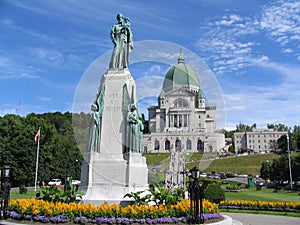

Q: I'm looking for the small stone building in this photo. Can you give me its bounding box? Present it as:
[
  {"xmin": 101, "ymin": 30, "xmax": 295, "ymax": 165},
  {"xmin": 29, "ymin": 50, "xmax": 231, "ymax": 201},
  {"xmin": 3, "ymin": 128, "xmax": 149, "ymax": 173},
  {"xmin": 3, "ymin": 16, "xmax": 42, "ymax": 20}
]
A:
[{"xmin": 233, "ymin": 129, "xmax": 286, "ymax": 153}]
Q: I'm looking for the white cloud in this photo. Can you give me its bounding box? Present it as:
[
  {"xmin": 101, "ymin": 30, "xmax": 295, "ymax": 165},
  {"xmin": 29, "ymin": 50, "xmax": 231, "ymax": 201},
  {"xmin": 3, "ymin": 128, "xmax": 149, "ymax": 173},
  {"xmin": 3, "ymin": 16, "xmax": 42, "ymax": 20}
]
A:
[
  {"xmin": 0, "ymin": 56, "xmax": 40, "ymax": 80},
  {"xmin": 260, "ymin": 0, "xmax": 300, "ymax": 55},
  {"xmin": 223, "ymin": 59, "xmax": 300, "ymax": 129},
  {"xmin": 136, "ymin": 76, "xmax": 164, "ymax": 100},
  {"xmin": 0, "ymin": 18, "xmax": 15, "ymax": 26},
  {"xmin": 29, "ymin": 48, "xmax": 64, "ymax": 65},
  {"xmin": 20, "ymin": 73, "xmax": 39, "ymax": 79},
  {"xmin": 197, "ymin": 0, "xmax": 300, "ymax": 75},
  {"xmin": 37, "ymin": 96, "xmax": 52, "ymax": 101}
]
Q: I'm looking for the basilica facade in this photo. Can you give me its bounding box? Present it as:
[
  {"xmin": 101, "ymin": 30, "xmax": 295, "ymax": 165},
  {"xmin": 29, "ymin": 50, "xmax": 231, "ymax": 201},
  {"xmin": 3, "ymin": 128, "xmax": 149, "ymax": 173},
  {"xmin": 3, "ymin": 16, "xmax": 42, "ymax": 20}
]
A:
[{"xmin": 142, "ymin": 52, "xmax": 225, "ymax": 153}]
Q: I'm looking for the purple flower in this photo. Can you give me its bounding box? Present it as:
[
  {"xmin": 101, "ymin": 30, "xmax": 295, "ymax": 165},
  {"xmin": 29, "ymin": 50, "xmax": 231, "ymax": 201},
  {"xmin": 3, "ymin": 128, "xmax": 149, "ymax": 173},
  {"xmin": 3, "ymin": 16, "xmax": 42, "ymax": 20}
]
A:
[
  {"xmin": 50, "ymin": 214, "xmax": 70, "ymax": 223},
  {"xmin": 33, "ymin": 215, "xmax": 51, "ymax": 223},
  {"xmin": 24, "ymin": 214, "xmax": 32, "ymax": 220},
  {"xmin": 9, "ymin": 211, "xmax": 23, "ymax": 220},
  {"xmin": 74, "ymin": 216, "xmax": 88, "ymax": 224}
]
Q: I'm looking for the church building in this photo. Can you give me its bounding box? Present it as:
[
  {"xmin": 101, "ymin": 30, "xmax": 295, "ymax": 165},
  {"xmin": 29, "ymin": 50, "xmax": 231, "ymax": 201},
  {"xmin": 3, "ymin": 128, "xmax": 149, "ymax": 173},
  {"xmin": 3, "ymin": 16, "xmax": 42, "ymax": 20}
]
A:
[{"xmin": 142, "ymin": 52, "xmax": 225, "ymax": 153}]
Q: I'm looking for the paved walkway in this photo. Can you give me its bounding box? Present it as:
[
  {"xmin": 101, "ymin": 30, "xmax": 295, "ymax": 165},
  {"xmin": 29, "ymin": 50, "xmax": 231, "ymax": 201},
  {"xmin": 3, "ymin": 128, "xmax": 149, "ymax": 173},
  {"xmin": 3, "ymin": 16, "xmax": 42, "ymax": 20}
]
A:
[{"xmin": 222, "ymin": 213, "xmax": 300, "ymax": 225}]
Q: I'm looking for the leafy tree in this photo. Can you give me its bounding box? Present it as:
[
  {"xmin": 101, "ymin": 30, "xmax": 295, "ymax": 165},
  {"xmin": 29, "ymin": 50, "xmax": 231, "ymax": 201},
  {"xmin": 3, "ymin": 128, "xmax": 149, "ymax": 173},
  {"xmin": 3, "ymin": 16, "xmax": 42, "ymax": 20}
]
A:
[
  {"xmin": 220, "ymin": 129, "xmax": 234, "ymax": 138},
  {"xmin": 260, "ymin": 161, "xmax": 271, "ymax": 180},
  {"xmin": 269, "ymin": 155, "xmax": 290, "ymax": 182},
  {"xmin": 228, "ymin": 145, "xmax": 235, "ymax": 154},
  {"xmin": 293, "ymin": 154, "xmax": 300, "ymax": 181},
  {"xmin": 293, "ymin": 125, "xmax": 300, "ymax": 149},
  {"xmin": 269, "ymin": 140, "xmax": 278, "ymax": 150},
  {"xmin": 235, "ymin": 123, "xmax": 256, "ymax": 132},
  {"xmin": 0, "ymin": 112, "xmax": 84, "ymax": 187},
  {"xmin": 260, "ymin": 154, "xmax": 300, "ymax": 183},
  {"xmin": 267, "ymin": 123, "xmax": 288, "ymax": 131},
  {"xmin": 277, "ymin": 133, "xmax": 295, "ymax": 153}
]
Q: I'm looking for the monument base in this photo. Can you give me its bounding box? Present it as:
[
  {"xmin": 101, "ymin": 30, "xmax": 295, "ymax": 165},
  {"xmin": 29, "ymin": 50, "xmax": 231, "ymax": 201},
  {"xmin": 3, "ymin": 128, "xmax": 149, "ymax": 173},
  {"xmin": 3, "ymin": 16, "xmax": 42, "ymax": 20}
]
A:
[
  {"xmin": 79, "ymin": 69, "xmax": 149, "ymax": 205},
  {"xmin": 81, "ymin": 152, "xmax": 148, "ymax": 205}
]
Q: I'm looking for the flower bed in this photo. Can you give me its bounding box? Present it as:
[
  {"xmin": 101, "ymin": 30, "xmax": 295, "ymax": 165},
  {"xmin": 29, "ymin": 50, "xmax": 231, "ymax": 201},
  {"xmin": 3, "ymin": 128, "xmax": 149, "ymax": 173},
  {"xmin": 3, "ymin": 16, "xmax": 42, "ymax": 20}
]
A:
[
  {"xmin": 219, "ymin": 200, "xmax": 300, "ymax": 213},
  {"xmin": 8, "ymin": 198, "xmax": 221, "ymax": 224}
]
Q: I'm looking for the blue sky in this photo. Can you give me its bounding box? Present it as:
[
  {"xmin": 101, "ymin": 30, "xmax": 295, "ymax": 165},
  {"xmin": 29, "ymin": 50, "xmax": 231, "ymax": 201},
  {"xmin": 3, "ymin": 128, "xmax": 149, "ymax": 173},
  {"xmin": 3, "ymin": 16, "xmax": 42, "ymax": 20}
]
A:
[{"xmin": 1, "ymin": 0, "xmax": 300, "ymax": 130}]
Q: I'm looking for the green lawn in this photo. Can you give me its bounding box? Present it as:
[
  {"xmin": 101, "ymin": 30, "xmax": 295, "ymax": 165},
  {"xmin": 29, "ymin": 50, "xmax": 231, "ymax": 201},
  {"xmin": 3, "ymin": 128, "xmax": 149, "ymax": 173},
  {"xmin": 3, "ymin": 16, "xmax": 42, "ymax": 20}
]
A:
[
  {"xmin": 145, "ymin": 152, "xmax": 283, "ymax": 175},
  {"xmin": 225, "ymin": 187, "xmax": 300, "ymax": 202},
  {"xmin": 203, "ymin": 154, "xmax": 281, "ymax": 175},
  {"xmin": 144, "ymin": 153, "xmax": 170, "ymax": 166},
  {"xmin": 10, "ymin": 190, "xmax": 37, "ymax": 200}
]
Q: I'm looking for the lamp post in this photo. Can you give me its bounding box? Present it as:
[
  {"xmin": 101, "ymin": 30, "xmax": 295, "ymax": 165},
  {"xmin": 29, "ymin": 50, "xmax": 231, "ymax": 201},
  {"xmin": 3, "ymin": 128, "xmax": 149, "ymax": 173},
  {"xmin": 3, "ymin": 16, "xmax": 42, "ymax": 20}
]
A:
[
  {"xmin": 188, "ymin": 166, "xmax": 204, "ymax": 224},
  {"xmin": 1, "ymin": 165, "xmax": 11, "ymax": 219},
  {"xmin": 287, "ymin": 132, "xmax": 293, "ymax": 190}
]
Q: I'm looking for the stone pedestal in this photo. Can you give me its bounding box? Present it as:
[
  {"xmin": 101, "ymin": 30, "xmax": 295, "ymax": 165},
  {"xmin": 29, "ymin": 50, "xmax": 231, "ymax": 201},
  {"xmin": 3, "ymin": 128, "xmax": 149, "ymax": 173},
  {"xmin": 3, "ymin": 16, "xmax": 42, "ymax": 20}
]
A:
[{"xmin": 80, "ymin": 69, "xmax": 148, "ymax": 205}]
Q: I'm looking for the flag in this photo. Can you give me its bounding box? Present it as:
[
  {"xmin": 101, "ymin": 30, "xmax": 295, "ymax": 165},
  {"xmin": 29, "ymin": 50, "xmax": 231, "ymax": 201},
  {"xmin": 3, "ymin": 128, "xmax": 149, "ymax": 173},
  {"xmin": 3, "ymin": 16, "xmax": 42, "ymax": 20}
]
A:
[{"xmin": 34, "ymin": 128, "xmax": 40, "ymax": 144}]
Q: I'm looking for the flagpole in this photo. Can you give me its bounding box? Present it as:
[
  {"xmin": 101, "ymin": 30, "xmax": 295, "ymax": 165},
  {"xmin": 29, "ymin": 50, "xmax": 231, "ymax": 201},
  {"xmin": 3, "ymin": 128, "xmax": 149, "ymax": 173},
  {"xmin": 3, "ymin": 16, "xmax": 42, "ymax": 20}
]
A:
[
  {"xmin": 287, "ymin": 132, "xmax": 293, "ymax": 191},
  {"xmin": 34, "ymin": 127, "xmax": 41, "ymax": 191}
]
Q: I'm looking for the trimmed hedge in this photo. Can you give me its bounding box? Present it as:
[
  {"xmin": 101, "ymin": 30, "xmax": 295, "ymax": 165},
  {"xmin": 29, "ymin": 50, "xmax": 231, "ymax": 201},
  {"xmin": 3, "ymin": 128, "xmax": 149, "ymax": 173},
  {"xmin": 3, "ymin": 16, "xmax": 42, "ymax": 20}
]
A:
[{"xmin": 204, "ymin": 183, "xmax": 225, "ymax": 204}]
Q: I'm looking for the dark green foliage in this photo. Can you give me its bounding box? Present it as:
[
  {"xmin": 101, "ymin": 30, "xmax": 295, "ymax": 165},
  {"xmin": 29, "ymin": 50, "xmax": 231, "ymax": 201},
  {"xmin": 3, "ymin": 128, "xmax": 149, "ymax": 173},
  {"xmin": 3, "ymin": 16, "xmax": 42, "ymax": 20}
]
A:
[
  {"xmin": 267, "ymin": 123, "xmax": 288, "ymax": 132},
  {"xmin": 261, "ymin": 154, "xmax": 300, "ymax": 182},
  {"xmin": 203, "ymin": 183, "xmax": 225, "ymax": 203},
  {"xmin": 235, "ymin": 123, "xmax": 256, "ymax": 132},
  {"xmin": 39, "ymin": 186, "xmax": 83, "ymax": 203},
  {"xmin": 60, "ymin": 187, "xmax": 83, "ymax": 203},
  {"xmin": 124, "ymin": 191, "xmax": 151, "ymax": 205},
  {"xmin": 19, "ymin": 186, "xmax": 27, "ymax": 194},
  {"xmin": 200, "ymin": 177, "xmax": 221, "ymax": 189},
  {"xmin": 220, "ymin": 129, "xmax": 234, "ymax": 138},
  {"xmin": 39, "ymin": 186, "xmax": 62, "ymax": 203},
  {"xmin": 124, "ymin": 185, "xmax": 184, "ymax": 206},
  {"xmin": 0, "ymin": 112, "xmax": 84, "ymax": 187},
  {"xmin": 228, "ymin": 145, "xmax": 235, "ymax": 154},
  {"xmin": 148, "ymin": 185, "xmax": 184, "ymax": 205},
  {"xmin": 260, "ymin": 161, "xmax": 271, "ymax": 180}
]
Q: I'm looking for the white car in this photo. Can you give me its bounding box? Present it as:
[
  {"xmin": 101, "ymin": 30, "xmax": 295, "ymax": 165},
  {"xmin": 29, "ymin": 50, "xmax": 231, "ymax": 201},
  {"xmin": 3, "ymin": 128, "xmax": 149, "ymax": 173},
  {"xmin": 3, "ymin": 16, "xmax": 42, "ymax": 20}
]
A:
[
  {"xmin": 72, "ymin": 180, "xmax": 81, "ymax": 186},
  {"xmin": 48, "ymin": 179, "xmax": 62, "ymax": 186}
]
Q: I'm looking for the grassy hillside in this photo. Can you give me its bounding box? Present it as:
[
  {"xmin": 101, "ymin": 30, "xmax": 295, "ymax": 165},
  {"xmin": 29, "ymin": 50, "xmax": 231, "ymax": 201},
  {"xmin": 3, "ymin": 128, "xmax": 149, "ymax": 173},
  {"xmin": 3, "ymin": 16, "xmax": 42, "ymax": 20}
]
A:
[
  {"xmin": 144, "ymin": 153, "xmax": 281, "ymax": 176},
  {"xmin": 203, "ymin": 154, "xmax": 281, "ymax": 175}
]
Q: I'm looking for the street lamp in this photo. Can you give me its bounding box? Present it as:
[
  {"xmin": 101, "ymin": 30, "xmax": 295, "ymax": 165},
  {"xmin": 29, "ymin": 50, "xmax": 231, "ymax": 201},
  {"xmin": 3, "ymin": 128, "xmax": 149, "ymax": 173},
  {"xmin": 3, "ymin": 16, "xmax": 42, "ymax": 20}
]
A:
[
  {"xmin": 1, "ymin": 165, "xmax": 11, "ymax": 219},
  {"xmin": 188, "ymin": 166, "xmax": 204, "ymax": 224},
  {"xmin": 287, "ymin": 132, "xmax": 293, "ymax": 191}
]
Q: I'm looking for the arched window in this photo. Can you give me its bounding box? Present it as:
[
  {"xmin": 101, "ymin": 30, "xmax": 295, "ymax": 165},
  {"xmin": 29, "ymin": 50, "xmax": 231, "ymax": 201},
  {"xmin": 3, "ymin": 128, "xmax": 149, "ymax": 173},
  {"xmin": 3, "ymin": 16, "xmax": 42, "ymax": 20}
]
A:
[
  {"xmin": 174, "ymin": 99, "xmax": 188, "ymax": 108},
  {"xmin": 175, "ymin": 138, "xmax": 181, "ymax": 151},
  {"xmin": 197, "ymin": 139, "xmax": 204, "ymax": 152},
  {"xmin": 186, "ymin": 139, "xmax": 192, "ymax": 150},
  {"xmin": 165, "ymin": 139, "xmax": 170, "ymax": 151},
  {"xmin": 154, "ymin": 140, "xmax": 160, "ymax": 150}
]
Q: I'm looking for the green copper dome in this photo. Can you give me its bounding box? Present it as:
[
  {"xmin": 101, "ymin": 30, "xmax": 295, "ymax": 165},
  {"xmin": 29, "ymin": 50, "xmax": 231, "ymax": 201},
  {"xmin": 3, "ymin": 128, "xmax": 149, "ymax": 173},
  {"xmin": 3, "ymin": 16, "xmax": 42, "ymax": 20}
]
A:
[{"xmin": 162, "ymin": 51, "xmax": 201, "ymax": 93}]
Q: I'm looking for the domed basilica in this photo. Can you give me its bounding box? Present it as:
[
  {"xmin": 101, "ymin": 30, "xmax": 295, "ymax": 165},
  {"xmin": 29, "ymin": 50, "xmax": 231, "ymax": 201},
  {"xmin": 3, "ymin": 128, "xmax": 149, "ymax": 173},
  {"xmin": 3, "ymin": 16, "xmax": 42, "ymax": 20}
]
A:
[{"xmin": 142, "ymin": 52, "xmax": 225, "ymax": 153}]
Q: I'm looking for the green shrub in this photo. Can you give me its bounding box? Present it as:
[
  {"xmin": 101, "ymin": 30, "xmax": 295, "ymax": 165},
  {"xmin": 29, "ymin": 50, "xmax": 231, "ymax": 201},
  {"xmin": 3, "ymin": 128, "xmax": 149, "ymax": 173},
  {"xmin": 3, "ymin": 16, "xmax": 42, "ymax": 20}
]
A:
[
  {"xmin": 225, "ymin": 184, "xmax": 239, "ymax": 190},
  {"xmin": 200, "ymin": 177, "xmax": 221, "ymax": 189},
  {"xmin": 39, "ymin": 186, "xmax": 83, "ymax": 203},
  {"xmin": 204, "ymin": 183, "xmax": 225, "ymax": 204},
  {"xmin": 19, "ymin": 186, "xmax": 27, "ymax": 194}
]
